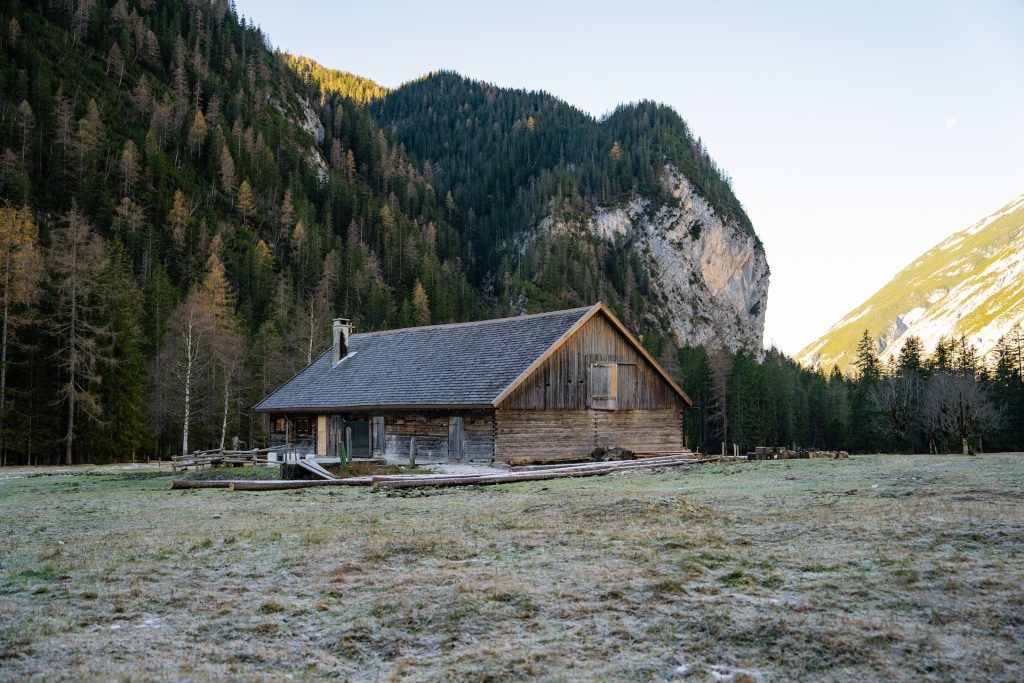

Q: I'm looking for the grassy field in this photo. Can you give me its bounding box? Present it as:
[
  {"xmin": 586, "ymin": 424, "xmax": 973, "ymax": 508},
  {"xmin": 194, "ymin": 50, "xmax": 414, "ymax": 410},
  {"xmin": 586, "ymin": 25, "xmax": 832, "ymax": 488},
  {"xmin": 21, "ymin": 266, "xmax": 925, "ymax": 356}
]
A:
[{"xmin": 1, "ymin": 454, "xmax": 1022, "ymax": 681}]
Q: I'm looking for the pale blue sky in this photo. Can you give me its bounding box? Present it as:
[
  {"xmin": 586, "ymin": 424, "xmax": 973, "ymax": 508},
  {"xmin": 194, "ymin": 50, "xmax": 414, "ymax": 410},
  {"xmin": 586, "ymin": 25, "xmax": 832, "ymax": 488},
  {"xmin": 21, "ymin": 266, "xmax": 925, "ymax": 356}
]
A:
[{"xmin": 236, "ymin": 0, "xmax": 1024, "ymax": 354}]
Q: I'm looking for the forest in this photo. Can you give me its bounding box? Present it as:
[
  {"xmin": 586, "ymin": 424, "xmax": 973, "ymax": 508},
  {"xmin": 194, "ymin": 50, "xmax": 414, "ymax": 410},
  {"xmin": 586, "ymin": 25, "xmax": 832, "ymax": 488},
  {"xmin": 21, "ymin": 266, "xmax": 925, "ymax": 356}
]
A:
[
  {"xmin": 0, "ymin": 0, "xmax": 1019, "ymax": 466},
  {"xmin": 678, "ymin": 330, "xmax": 1022, "ymax": 457}
]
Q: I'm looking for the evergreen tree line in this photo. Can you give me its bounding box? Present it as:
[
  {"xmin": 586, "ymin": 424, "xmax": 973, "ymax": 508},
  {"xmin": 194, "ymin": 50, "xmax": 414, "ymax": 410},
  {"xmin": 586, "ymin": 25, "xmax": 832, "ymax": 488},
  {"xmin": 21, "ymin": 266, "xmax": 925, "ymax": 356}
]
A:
[
  {"xmin": 677, "ymin": 329, "xmax": 1022, "ymax": 456},
  {"xmin": 0, "ymin": 0, "xmax": 767, "ymax": 465},
  {"xmin": 0, "ymin": 0, "xmax": 485, "ymax": 464}
]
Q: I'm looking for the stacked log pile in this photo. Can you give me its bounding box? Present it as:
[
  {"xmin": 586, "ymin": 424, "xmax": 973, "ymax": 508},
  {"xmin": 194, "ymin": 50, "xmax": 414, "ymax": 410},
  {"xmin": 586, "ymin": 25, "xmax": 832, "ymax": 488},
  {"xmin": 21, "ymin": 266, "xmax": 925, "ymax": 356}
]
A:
[{"xmin": 746, "ymin": 446, "xmax": 849, "ymax": 460}]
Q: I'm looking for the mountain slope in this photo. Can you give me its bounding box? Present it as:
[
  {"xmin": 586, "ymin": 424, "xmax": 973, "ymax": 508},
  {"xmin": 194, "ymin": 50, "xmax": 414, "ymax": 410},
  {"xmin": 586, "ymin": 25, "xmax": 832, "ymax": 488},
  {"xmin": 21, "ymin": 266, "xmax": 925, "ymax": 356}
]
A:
[
  {"xmin": 0, "ymin": 0, "xmax": 485, "ymax": 460},
  {"xmin": 797, "ymin": 194, "xmax": 1024, "ymax": 371},
  {"xmin": 367, "ymin": 72, "xmax": 768, "ymax": 352},
  {"xmin": 0, "ymin": 0, "xmax": 766, "ymax": 462}
]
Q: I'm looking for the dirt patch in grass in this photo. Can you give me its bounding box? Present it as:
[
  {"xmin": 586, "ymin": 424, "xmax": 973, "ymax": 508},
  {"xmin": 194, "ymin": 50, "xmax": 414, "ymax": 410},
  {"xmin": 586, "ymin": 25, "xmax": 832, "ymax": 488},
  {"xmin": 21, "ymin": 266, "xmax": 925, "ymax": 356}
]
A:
[
  {"xmin": 323, "ymin": 462, "xmax": 433, "ymax": 477},
  {"xmin": 178, "ymin": 465, "xmax": 283, "ymax": 481},
  {"xmin": 0, "ymin": 455, "xmax": 1022, "ymax": 680},
  {"xmin": 178, "ymin": 462, "xmax": 433, "ymax": 482}
]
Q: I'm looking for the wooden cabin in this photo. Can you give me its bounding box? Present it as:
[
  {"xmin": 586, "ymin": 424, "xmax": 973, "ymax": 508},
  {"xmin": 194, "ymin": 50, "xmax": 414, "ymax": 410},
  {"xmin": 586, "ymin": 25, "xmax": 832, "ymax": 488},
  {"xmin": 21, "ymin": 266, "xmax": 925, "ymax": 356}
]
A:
[{"xmin": 254, "ymin": 303, "xmax": 692, "ymax": 464}]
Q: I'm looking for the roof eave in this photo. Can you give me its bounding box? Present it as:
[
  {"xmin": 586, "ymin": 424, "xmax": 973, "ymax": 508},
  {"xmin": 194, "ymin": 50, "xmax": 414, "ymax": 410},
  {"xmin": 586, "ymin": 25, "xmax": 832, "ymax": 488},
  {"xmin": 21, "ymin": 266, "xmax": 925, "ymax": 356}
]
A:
[
  {"xmin": 253, "ymin": 403, "xmax": 496, "ymax": 413},
  {"xmin": 490, "ymin": 303, "xmax": 602, "ymax": 406},
  {"xmin": 490, "ymin": 302, "xmax": 694, "ymax": 408}
]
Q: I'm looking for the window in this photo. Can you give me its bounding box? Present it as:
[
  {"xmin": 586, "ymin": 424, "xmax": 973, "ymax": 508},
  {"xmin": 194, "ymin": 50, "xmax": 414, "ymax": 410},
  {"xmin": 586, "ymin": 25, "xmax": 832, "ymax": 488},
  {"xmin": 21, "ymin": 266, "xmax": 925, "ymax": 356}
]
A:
[
  {"xmin": 272, "ymin": 418, "xmax": 286, "ymax": 434},
  {"xmin": 591, "ymin": 363, "xmax": 618, "ymax": 410},
  {"xmin": 293, "ymin": 417, "xmax": 312, "ymax": 435}
]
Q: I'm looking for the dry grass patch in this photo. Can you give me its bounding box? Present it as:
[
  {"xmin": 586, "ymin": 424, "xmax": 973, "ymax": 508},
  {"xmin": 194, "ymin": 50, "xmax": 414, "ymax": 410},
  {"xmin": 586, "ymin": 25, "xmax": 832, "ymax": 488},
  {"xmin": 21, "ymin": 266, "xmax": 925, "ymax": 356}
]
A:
[{"xmin": 0, "ymin": 455, "xmax": 1021, "ymax": 680}]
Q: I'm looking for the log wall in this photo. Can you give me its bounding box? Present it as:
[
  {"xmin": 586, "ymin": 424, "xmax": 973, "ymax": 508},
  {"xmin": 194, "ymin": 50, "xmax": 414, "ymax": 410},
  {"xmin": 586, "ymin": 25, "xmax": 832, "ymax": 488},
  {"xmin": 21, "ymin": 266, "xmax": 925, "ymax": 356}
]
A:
[{"xmin": 494, "ymin": 408, "xmax": 683, "ymax": 463}]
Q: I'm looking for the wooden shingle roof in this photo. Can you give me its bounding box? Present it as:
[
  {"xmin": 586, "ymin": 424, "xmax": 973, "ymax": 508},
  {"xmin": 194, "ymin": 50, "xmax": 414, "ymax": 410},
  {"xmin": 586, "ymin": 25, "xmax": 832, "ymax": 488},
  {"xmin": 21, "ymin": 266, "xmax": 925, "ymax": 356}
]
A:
[{"xmin": 254, "ymin": 306, "xmax": 595, "ymax": 412}]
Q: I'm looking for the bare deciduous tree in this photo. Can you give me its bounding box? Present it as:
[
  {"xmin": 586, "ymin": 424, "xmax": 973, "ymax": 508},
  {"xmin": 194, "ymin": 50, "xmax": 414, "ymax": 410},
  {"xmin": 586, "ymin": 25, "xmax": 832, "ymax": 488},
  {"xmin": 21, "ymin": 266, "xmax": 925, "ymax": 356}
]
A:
[
  {"xmin": 120, "ymin": 140, "xmax": 139, "ymax": 196},
  {"xmin": 707, "ymin": 349, "xmax": 731, "ymax": 453},
  {"xmin": 919, "ymin": 372, "xmax": 1001, "ymax": 453},
  {"xmin": 158, "ymin": 289, "xmax": 212, "ymax": 457},
  {"xmin": 15, "ymin": 100, "xmax": 33, "ymax": 166},
  {"xmin": 294, "ymin": 253, "xmax": 337, "ymax": 365},
  {"xmin": 867, "ymin": 373, "xmax": 921, "ymax": 448}
]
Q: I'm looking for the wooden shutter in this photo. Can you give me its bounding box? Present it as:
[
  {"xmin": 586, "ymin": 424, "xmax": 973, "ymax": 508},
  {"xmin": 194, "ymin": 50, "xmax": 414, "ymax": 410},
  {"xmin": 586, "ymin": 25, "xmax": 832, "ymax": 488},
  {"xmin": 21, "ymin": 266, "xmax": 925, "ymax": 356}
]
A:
[
  {"xmin": 591, "ymin": 363, "xmax": 618, "ymax": 410},
  {"xmin": 316, "ymin": 416, "xmax": 327, "ymax": 455}
]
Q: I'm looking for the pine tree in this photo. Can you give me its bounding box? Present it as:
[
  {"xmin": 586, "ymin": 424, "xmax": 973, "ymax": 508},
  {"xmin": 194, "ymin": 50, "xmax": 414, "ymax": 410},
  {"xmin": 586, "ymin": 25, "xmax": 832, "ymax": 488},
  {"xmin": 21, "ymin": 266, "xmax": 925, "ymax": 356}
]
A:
[
  {"xmin": 120, "ymin": 140, "xmax": 139, "ymax": 197},
  {"xmin": 219, "ymin": 144, "xmax": 237, "ymax": 197},
  {"xmin": 609, "ymin": 140, "xmax": 622, "ymax": 161},
  {"xmin": 854, "ymin": 330, "xmax": 881, "ymax": 383},
  {"xmin": 167, "ymin": 190, "xmax": 190, "ymax": 247},
  {"xmin": 46, "ymin": 207, "xmax": 111, "ymax": 465},
  {"xmin": 200, "ymin": 244, "xmax": 241, "ymax": 449},
  {"xmin": 82, "ymin": 243, "xmax": 147, "ymax": 460},
  {"xmin": 0, "ymin": 207, "xmax": 43, "ymax": 460},
  {"xmin": 237, "ymin": 180, "xmax": 256, "ymax": 222},
  {"xmin": 76, "ymin": 99, "xmax": 103, "ymax": 179},
  {"xmin": 106, "ymin": 42, "xmax": 125, "ymax": 87},
  {"xmin": 278, "ymin": 190, "xmax": 294, "ymax": 246},
  {"xmin": 187, "ymin": 110, "xmax": 208, "ymax": 158},
  {"xmin": 345, "ymin": 149, "xmax": 356, "ymax": 179},
  {"xmin": 897, "ymin": 336, "xmax": 923, "ymax": 378},
  {"xmin": 412, "ymin": 280, "xmax": 431, "ymax": 325}
]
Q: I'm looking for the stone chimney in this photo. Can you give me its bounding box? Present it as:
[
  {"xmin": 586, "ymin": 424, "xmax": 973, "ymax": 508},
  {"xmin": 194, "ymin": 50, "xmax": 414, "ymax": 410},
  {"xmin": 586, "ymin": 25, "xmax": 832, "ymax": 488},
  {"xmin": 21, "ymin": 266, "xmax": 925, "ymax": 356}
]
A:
[{"xmin": 332, "ymin": 318, "xmax": 352, "ymax": 364}]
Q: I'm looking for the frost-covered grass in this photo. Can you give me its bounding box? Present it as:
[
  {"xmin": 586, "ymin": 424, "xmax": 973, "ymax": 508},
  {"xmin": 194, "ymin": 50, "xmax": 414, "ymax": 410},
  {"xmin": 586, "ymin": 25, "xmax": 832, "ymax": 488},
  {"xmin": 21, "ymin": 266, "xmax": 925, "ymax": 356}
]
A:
[{"xmin": 1, "ymin": 454, "xmax": 1022, "ymax": 681}]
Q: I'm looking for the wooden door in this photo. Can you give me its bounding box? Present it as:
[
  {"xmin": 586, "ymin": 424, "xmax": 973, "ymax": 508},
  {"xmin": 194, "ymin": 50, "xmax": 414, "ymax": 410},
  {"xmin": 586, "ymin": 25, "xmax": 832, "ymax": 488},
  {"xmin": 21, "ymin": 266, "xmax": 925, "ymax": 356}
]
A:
[
  {"xmin": 373, "ymin": 416, "xmax": 385, "ymax": 456},
  {"xmin": 448, "ymin": 416, "xmax": 465, "ymax": 461},
  {"xmin": 327, "ymin": 415, "xmax": 344, "ymax": 458},
  {"xmin": 346, "ymin": 420, "xmax": 370, "ymax": 457}
]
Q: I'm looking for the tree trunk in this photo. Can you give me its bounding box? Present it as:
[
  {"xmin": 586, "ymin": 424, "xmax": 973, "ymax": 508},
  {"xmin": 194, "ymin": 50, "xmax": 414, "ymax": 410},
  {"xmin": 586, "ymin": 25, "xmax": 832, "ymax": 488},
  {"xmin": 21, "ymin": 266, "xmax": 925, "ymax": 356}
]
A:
[
  {"xmin": 219, "ymin": 371, "xmax": 228, "ymax": 451},
  {"xmin": 306, "ymin": 305, "xmax": 315, "ymax": 365},
  {"xmin": 64, "ymin": 249, "xmax": 78, "ymax": 467},
  {"xmin": 181, "ymin": 313, "xmax": 193, "ymax": 457},
  {"xmin": 0, "ymin": 255, "xmax": 9, "ymax": 466}
]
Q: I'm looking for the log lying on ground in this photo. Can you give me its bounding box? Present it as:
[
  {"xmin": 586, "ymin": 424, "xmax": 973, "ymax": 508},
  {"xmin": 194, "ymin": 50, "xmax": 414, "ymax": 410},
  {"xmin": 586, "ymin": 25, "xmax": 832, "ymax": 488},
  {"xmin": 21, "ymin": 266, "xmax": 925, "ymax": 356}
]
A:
[
  {"xmin": 171, "ymin": 476, "xmax": 372, "ymax": 490},
  {"xmin": 170, "ymin": 480, "xmax": 233, "ymax": 489},
  {"xmin": 371, "ymin": 466, "xmax": 619, "ymax": 489},
  {"xmin": 372, "ymin": 456, "xmax": 701, "ymax": 489},
  {"xmin": 227, "ymin": 477, "xmax": 372, "ymax": 490},
  {"xmin": 512, "ymin": 453, "xmax": 700, "ymax": 472}
]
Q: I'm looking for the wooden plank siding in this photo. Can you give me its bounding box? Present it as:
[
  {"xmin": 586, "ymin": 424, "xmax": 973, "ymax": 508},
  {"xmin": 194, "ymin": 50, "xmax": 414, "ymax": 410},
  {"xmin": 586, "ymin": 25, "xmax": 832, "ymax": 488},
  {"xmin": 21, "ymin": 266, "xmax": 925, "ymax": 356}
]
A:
[
  {"xmin": 381, "ymin": 411, "xmax": 495, "ymax": 462},
  {"xmin": 494, "ymin": 312, "xmax": 685, "ymax": 463},
  {"xmin": 494, "ymin": 408, "xmax": 683, "ymax": 463},
  {"xmin": 498, "ymin": 313, "xmax": 682, "ymax": 411}
]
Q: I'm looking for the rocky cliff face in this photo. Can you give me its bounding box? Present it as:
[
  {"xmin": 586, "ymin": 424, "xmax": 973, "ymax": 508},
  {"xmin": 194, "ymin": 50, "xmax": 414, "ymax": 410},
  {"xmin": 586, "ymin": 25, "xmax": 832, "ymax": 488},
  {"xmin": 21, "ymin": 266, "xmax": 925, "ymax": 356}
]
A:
[{"xmin": 542, "ymin": 165, "xmax": 770, "ymax": 354}]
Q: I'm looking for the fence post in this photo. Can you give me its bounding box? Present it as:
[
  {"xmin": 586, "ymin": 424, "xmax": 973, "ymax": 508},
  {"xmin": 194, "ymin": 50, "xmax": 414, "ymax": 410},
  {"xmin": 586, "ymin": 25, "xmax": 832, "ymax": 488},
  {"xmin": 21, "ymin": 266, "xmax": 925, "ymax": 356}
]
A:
[
  {"xmin": 409, "ymin": 436, "xmax": 417, "ymax": 468},
  {"xmin": 337, "ymin": 430, "xmax": 347, "ymax": 470}
]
